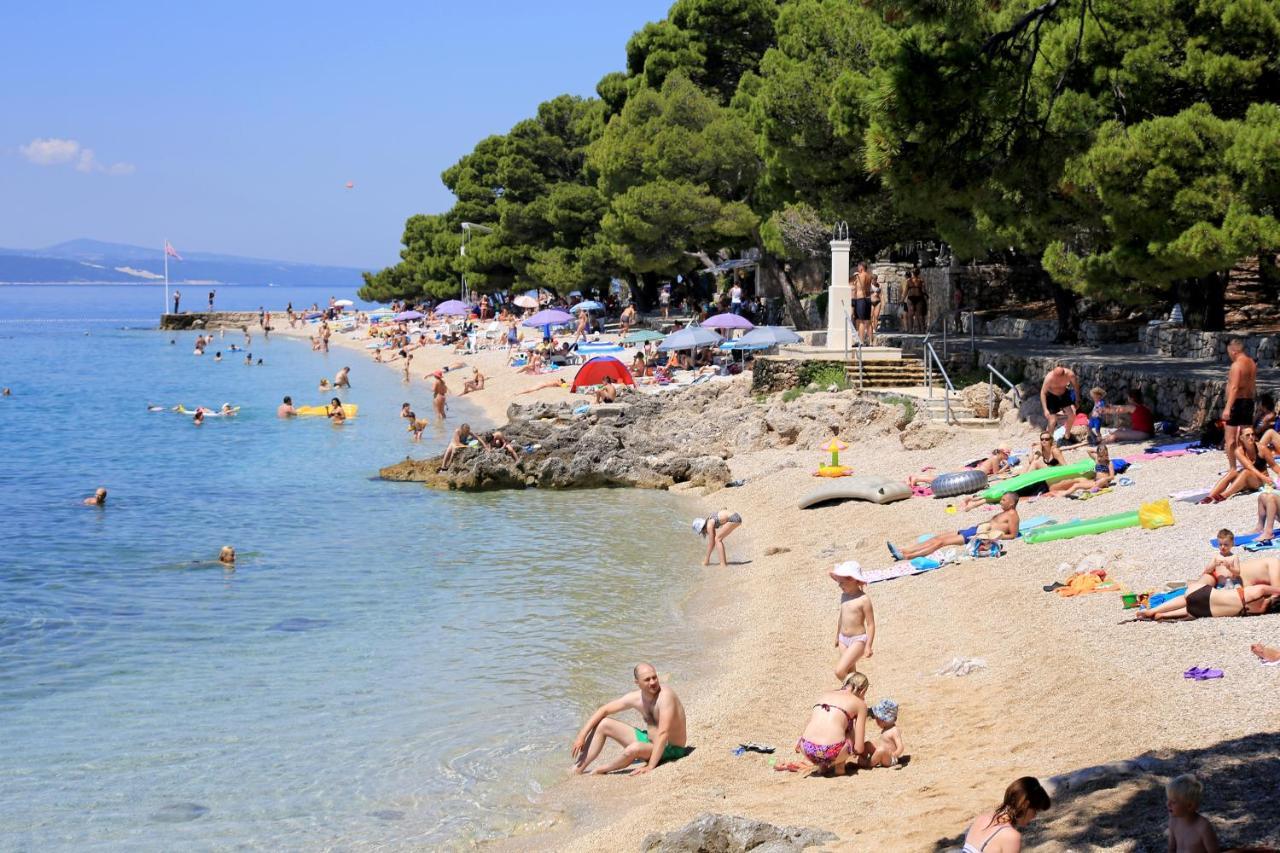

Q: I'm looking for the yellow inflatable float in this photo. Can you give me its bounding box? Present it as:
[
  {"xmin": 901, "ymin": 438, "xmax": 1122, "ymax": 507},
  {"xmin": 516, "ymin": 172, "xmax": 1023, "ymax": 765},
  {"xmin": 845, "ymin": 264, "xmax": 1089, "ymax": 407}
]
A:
[{"xmin": 296, "ymin": 404, "xmax": 358, "ymax": 418}]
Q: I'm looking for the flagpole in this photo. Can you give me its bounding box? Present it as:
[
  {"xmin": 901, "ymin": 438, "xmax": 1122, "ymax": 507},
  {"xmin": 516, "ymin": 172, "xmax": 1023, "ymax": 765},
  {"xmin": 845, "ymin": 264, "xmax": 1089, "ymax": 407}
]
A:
[{"xmin": 164, "ymin": 238, "xmax": 170, "ymax": 314}]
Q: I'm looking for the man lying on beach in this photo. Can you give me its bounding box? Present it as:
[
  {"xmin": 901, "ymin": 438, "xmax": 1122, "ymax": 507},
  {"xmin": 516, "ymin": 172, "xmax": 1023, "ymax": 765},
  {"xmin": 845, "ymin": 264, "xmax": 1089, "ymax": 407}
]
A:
[
  {"xmin": 887, "ymin": 493, "xmax": 1021, "ymax": 561},
  {"xmin": 571, "ymin": 663, "xmax": 691, "ymax": 776}
]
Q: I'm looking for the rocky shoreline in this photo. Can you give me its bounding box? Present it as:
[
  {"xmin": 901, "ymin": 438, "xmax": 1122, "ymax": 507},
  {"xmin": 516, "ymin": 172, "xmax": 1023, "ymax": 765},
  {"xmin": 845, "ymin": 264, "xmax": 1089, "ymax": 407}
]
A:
[{"xmin": 379, "ymin": 379, "xmax": 901, "ymax": 491}]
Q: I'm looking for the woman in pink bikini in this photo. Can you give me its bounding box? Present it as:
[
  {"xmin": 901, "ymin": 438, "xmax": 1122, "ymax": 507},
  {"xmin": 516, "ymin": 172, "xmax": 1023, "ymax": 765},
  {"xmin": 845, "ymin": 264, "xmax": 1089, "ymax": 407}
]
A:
[{"xmin": 778, "ymin": 672, "xmax": 869, "ymax": 776}]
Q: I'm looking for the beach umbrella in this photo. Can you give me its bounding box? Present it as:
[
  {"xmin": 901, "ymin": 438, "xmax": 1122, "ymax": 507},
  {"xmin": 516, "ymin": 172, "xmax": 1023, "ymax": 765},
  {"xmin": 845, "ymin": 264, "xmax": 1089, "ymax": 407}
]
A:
[
  {"xmin": 513, "ymin": 294, "xmax": 538, "ymax": 309},
  {"xmin": 334, "ymin": 299, "xmax": 354, "ymax": 307},
  {"xmin": 701, "ymin": 312, "xmax": 754, "ymax": 331},
  {"xmin": 658, "ymin": 326, "xmax": 722, "ymax": 351},
  {"xmin": 570, "ymin": 356, "xmax": 635, "ymax": 392},
  {"xmin": 393, "ymin": 310, "xmax": 424, "ymax": 321},
  {"xmin": 821, "ymin": 438, "xmax": 848, "ymax": 468},
  {"xmin": 570, "ymin": 300, "xmax": 604, "ymax": 312},
  {"xmin": 577, "ymin": 342, "xmax": 626, "ymax": 356},
  {"xmin": 434, "ymin": 300, "xmax": 471, "ymax": 316},
  {"xmin": 305, "ymin": 312, "xmax": 323, "ymax": 320},
  {"xmin": 522, "ymin": 309, "xmax": 574, "ymax": 328},
  {"xmin": 737, "ymin": 326, "xmax": 801, "ymax": 347},
  {"xmin": 622, "ymin": 329, "xmax": 665, "ymax": 344}
]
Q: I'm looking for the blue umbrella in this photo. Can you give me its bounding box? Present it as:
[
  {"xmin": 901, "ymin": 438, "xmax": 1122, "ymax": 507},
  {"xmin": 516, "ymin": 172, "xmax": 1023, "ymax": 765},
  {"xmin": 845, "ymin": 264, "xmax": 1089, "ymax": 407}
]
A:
[
  {"xmin": 658, "ymin": 326, "xmax": 722, "ymax": 351},
  {"xmin": 736, "ymin": 326, "xmax": 802, "ymax": 347},
  {"xmin": 570, "ymin": 300, "xmax": 604, "ymax": 312},
  {"xmin": 522, "ymin": 309, "xmax": 574, "ymax": 328}
]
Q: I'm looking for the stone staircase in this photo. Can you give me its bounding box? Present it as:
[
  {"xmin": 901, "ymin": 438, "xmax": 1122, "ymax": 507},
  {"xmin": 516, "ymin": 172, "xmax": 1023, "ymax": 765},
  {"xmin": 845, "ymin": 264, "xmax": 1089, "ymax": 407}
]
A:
[
  {"xmin": 844, "ymin": 355, "xmax": 930, "ymax": 389},
  {"xmin": 840, "ymin": 344, "xmax": 1001, "ymax": 428}
]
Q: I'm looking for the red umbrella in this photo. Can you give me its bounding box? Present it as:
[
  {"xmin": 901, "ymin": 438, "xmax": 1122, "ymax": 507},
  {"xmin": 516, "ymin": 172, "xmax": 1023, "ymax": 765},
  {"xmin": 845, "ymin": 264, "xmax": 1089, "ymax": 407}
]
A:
[{"xmin": 570, "ymin": 356, "xmax": 635, "ymax": 392}]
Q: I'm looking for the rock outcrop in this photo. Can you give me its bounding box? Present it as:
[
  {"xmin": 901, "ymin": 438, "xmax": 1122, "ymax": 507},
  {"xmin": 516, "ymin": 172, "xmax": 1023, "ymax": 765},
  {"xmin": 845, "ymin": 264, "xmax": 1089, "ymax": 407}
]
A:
[
  {"xmin": 380, "ymin": 379, "xmax": 896, "ymax": 492},
  {"xmin": 640, "ymin": 813, "xmax": 837, "ymax": 852}
]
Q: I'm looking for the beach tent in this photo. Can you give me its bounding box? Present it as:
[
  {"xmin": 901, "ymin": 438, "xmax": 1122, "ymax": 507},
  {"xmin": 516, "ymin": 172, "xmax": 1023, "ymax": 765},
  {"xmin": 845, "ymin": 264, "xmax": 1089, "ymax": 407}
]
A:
[
  {"xmin": 571, "ymin": 356, "xmax": 635, "ymax": 392},
  {"xmin": 434, "ymin": 300, "xmax": 471, "ymax": 316}
]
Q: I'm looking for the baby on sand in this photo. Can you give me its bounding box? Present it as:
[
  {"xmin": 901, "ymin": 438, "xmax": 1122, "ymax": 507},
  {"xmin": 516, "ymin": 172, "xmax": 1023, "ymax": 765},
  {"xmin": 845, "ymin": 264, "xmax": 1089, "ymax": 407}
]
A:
[{"xmin": 830, "ymin": 562, "xmax": 875, "ymax": 681}]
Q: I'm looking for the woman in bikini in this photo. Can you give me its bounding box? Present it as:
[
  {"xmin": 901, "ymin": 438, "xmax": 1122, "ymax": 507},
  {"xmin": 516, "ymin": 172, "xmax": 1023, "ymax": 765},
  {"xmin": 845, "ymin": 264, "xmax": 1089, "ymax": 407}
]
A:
[
  {"xmin": 1048, "ymin": 444, "xmax": 1114, "ymax": 498},
  {"xmin": 959, "ymin": 777, "xmax": 1051, "ymax": 853},
  {"xmin": 905, "ymin": 268, "xmax": 926, "ymax": 333},
  {"xmin": 1021, "ymin": 432, "xmax": 1067, "ymax": 472},
  {"xmin": 1138, "ymin": 581, "xmax": 1280, "ymax": 620},
  {"xmin": 1203, "ymin": 427, "xmax": 1276, "ymax": 503},
  {"xmin": 693, "ymin": 510, "xmax": 742, "ymax": 567},
  {"xmin": 780, "ymin": 672, "xmax": 869, "ymax": 776}
]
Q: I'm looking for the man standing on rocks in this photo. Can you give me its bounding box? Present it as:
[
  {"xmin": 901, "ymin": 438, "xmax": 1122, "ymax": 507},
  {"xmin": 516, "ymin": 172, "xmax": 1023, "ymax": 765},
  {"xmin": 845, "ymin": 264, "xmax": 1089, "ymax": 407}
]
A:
[
  {"xmin": 1040, "ymin": 363, "xmax": 1081, "ymax": 434},
  {"xmin": 1224, "ymin": 338, "xmax": 1257, "ymax": 472},
  {"xmin": 571, "ymin": 663, "xmax": 691, "ymax": 776},
  {"xmin": 173, "ymin": 290, "xmax": 181, "ymax": 314}
]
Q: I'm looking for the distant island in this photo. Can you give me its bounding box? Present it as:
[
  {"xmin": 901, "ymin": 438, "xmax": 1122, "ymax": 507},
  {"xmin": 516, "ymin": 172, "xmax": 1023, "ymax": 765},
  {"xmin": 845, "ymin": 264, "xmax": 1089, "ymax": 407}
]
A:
[{"xmin": 0, "ymin": 239, "xmax": 367, "ymax": 286}]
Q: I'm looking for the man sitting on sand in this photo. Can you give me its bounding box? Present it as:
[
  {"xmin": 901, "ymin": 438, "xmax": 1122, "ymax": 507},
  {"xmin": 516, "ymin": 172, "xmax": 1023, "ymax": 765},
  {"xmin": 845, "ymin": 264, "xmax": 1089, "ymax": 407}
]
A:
[
  {"xmin": 571, "ymin": 663, "xmax": 691, "ymax": 776},
  {"xmin": 888, "ymin": 493, "xmax": 1021, "ymax": 561}
]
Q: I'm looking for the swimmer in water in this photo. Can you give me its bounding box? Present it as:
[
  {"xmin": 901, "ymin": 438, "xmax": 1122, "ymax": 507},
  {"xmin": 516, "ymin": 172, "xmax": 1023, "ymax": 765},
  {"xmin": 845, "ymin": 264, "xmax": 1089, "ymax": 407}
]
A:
[
  {"xmin": 147, "ymin": 403, "xmax": 164, "ymax": 411},
  {"xmin": 327, "ymin": 397, "xmax": 347, "ymax": 424},
  {"xmin": 193, "ymin": 409, "xmax": 205, "ymax": 425},
  {"xmin": 219, "ymin": 403, "xmax": 237, "ymax": 416},
  {"xmin": 83, "ymin": 487, "xmax": 107, "ymax": 506},
  {"xmin": 219, "ymin": 545, "xmax": 236, "ymax": 565},
  {"xmin": 214, "ymin": 352, "xmax": 222, "ymax": 362}
]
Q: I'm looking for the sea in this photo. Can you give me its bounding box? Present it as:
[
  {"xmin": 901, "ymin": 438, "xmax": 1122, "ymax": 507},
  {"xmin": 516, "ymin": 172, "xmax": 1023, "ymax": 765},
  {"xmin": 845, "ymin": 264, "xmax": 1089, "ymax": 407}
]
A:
[{"xmin": 0, "ymin": 284, "xmax": 707, "ymax": 850}]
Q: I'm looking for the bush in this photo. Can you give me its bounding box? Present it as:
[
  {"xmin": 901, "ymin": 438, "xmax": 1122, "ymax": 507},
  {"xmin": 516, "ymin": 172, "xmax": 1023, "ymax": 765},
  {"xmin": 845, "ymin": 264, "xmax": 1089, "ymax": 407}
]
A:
[
  {"xmin": 882, "ymin": 394, "xmax": 917, "ymax": 422},
  {"xmin": 781, "ymin": 387, "xmax": 804, "ymax": 402},
  {"xmin": 799, "ymin": 363, "xmax": 851, "ymax": 390}
]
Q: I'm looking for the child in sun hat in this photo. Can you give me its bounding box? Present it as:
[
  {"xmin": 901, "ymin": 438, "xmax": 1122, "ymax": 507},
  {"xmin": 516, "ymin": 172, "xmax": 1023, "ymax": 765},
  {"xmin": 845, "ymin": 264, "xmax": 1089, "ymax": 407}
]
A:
[
  {"xmin": 863, "ymin": 698, "xmax": 905, "ymax": 768},
  {"xmin": 830, "ymin": 561, "xmax": 875, "ymax": 681}
]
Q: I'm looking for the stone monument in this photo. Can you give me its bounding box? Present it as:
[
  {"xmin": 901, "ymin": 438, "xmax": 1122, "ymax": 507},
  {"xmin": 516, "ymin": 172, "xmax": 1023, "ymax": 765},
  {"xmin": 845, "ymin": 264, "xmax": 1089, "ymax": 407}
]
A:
[{"xmin": 826, "ymin": 222, "xmax": 853, "ymax": 352}]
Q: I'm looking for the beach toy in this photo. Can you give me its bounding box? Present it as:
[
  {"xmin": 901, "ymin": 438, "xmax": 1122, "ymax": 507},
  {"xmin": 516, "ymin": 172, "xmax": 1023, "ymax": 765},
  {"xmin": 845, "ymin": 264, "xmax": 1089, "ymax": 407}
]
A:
[
  {"xmin": 798, "ymin": 477, "xmax": 911, "ymax": 508},
  {"xmin": 978, "ymin": 458, "xmax": 1094, "ymax": 503},
  {"xmin": 295, "ymin": 404, "xmax": 358, "ymax": 418},
  {"xmin": 814, "ymin": 438, "xmax": 852, "ymax": 477},
  {"xmin": 929, "ymin": 469, "xmax": 989, "ymax": 499},
  {"xmin": 945, "ymin": 505, "xmax": 956, "ymax": 514},
  {"xmin": 1121, "ymin": 592, "xmax": 1139, "ymax": 609}
]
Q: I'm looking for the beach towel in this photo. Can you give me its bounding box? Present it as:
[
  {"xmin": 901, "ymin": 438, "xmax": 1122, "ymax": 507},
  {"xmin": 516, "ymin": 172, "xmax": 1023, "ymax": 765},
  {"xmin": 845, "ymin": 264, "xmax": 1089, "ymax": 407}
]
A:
[
  {"xmin": 1055, "ymin": 573, "xmax": 1118, "ymax": 597},
  {"xmin": 1145, "ymin": 588, "xmax": 1186, "ymax": 608}
]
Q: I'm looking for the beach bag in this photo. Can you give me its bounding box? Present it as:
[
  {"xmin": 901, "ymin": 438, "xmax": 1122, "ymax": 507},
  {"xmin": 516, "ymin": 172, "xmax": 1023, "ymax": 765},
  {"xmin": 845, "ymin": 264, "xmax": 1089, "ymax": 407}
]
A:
[{"xmin": 967, "ymin": 539, "xmax": 1004, "ymax": 558}]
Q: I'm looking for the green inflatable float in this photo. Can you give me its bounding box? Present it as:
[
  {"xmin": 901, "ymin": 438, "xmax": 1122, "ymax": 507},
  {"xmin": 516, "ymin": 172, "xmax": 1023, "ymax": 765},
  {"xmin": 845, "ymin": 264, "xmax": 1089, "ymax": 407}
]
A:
[
  {"xmin": 978, "ymin": 458, "xmax": 1094, "ymax": 503},
  {"xmin": 1024, "ymin": 499, "xmax": 1174, "ymax": 544}
]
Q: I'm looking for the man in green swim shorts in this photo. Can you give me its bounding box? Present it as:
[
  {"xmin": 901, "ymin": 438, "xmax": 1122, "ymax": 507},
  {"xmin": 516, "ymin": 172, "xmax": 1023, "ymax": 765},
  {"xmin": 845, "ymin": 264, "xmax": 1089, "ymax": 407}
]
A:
[{"xmin": 571, "ymin": 662, "xmax": 692, "ymax": 776}]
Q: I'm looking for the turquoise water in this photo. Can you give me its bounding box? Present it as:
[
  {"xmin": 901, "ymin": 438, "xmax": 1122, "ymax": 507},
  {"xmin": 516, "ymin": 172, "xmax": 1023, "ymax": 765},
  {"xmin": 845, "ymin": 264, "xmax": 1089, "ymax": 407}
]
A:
[{"xmin": 0, "ymin": 285, "xmax": 705, "ymax": 849}]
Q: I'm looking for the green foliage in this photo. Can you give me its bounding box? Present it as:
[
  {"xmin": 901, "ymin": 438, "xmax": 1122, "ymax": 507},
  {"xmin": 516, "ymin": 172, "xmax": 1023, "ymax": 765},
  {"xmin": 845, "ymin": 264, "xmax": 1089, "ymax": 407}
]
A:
[
  {"xmin": 799, "ymin": 362, "xmax": 851, "ymax": 389},
  {"xmin": 881, "ymin": 394, "xmax": 916, "ymax": 422},
  {"xmin": 781, "ymin": 387, "xmax": 805, "ymax": 402}
]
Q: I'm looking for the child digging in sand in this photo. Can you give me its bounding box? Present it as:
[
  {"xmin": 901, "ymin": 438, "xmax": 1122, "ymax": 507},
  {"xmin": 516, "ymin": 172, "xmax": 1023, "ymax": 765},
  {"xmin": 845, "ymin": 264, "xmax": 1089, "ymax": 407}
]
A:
[
  {"xmin": 1165, "ymin": 774, "xmax": 1220, "ymax": 852},
  {"xmin": 862, "ymin": 699, "xmax": 905, "ymax": 768},
  {"xmin": 830, "ymin": 562, "xmax": 875, "ymax": 681}
]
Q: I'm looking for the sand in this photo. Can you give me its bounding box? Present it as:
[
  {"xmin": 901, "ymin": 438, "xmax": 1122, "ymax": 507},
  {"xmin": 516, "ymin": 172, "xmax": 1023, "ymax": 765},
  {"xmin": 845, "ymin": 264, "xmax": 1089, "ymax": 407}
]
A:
[{"xmin": 276, "ymin": 317, "xmax": 1280, "ymax": 851}]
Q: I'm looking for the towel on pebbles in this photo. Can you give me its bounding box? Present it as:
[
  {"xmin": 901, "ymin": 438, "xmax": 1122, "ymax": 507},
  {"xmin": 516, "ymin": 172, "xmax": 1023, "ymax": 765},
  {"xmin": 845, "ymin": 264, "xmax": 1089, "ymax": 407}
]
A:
[{"xmin": 937, "ymin": 657, "xmax": 987, "ymax": 677}]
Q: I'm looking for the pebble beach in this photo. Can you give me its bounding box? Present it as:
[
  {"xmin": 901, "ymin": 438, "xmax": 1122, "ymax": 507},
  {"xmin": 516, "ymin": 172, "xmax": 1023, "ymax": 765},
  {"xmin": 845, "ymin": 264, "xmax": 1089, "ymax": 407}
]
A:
[{"xmin": 291, "ymin": 318, "xmax": 1280, "ymax": 851}]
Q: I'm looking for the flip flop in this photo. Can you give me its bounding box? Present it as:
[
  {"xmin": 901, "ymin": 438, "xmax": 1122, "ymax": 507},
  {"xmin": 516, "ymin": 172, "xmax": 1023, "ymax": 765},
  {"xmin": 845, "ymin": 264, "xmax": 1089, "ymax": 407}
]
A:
[
  {"xmin": 739, "ymin": 742, "xmax": 776, "ymax": 754},
  {"xmin": 1183, "ymin": 667, "xmax": 1205, "ymax": 679},
  {"xmin": 887, "ymin": 542, "xmax": 904, "ymax": 561},
  {"xmin": 1195, "ymin": 668, "xmax": 1224, "ymax": 680}
]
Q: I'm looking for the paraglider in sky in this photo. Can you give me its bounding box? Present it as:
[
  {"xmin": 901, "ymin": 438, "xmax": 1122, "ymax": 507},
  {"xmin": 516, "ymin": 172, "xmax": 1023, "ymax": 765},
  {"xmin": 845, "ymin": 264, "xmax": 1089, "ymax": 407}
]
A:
[{"xmin": 344, "ymin": 181, "xmax": 354, "ymax": 189}]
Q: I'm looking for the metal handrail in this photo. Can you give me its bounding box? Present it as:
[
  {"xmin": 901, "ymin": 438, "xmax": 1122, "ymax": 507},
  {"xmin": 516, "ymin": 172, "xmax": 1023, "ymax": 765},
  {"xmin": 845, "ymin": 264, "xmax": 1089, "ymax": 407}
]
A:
[
  {"xmin": 923, "ymin": 339, "xmax": 956, "ymax": 424},
  {"xmin": 985, "ymin": 362, "xmax": 1021, "ymax": 422},
  {"xmin": 843, "ymin": 306, "xmax": 864, "ymax": 388}
]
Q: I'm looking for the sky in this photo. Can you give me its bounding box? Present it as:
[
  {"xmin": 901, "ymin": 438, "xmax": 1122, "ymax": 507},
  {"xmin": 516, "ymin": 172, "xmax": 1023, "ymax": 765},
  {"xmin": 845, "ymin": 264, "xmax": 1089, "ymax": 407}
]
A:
[{"xmin": 1, "ymin": 1, "xmax": 673, "ymax": 269}]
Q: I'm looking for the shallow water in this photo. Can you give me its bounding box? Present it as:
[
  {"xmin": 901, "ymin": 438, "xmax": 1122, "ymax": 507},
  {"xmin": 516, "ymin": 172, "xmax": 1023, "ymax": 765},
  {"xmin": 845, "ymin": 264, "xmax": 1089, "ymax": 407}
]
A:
[{"xmin": 0, "ymin": 285, "xmax": 706, "ymax": 849}]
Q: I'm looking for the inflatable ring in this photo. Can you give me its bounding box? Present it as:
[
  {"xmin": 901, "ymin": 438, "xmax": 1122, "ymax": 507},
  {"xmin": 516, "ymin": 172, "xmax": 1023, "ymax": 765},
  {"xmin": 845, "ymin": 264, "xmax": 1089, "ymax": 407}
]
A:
[
  {"xmin": 928, "ymin": 469, "xmax": 989, "ymax": 498},
  {"xmin": 814, "ymin": 466, "xmax": 852, "ymax": 478}
]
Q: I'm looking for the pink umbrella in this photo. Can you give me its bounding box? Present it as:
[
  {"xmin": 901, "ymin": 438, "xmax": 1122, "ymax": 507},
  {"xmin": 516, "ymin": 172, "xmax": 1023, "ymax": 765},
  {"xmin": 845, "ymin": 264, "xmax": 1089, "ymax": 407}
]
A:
[{"xmin": 701, "ymin": 313, "xmax": 754, "ymax": 331}]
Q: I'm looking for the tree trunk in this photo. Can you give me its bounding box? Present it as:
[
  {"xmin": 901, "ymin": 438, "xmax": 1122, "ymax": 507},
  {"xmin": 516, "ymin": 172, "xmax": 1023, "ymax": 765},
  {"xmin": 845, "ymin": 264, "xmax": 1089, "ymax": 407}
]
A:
[
  {"xmin": 632, "ymin": 272, "xmax": 660, "ymax": 312},
  {"xmin": 1179, "ymin": 271, "xmax": 1227, "ymax": 330},
  {"xmin": 1050, "ymin": 279, "xmax": 1079, "ymax": 344}
]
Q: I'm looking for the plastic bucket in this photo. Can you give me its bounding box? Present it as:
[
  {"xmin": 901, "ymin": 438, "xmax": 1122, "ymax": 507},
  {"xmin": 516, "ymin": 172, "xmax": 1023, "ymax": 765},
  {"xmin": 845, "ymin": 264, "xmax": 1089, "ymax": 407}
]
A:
[{"xmin": 1121, "ymin": 593, "xmax": 1139, "ymax": 609}]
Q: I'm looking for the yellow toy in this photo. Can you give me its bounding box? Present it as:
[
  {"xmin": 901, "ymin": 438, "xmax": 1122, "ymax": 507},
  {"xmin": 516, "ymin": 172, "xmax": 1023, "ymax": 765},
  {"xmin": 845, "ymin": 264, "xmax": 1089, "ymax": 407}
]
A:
[{"xmin": 814, "ymin": 437, "xmax": 852, "ymax": 477}]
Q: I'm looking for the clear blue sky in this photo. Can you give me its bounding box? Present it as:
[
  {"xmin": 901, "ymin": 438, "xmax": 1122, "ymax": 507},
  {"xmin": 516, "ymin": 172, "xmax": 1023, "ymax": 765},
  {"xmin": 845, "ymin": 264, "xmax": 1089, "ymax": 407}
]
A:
[{"xmin": 1, "ymin": 0, "xmax": 672, "ymax": 269}]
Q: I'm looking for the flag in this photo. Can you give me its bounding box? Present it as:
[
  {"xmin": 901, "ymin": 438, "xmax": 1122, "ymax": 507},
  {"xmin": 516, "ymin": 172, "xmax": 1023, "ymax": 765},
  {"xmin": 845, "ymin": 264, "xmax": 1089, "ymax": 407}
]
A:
[{"xmin": 165, "ymin": 241, "xmax": 183, "ymax": 261}]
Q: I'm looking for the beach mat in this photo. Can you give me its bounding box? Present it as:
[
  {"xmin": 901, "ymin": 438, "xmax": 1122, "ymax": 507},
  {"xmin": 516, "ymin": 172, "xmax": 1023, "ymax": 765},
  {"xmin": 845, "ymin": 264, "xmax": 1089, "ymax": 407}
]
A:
[{"xmin": 798, "ymin": 477, "xmax": 911, "ymax": 509}]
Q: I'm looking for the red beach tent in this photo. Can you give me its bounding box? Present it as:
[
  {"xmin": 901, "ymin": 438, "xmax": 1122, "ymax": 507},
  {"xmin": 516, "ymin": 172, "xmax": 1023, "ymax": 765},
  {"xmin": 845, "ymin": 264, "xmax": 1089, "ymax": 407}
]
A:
[{"xmin": 570, "ymin": 356, "xmax": 635, "ymax": 392}]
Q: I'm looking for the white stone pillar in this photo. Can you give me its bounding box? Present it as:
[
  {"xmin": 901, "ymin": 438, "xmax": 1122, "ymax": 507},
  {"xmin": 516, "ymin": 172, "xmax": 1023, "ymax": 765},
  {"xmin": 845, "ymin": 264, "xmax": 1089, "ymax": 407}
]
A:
[{"xmin": 826, "ymin": 239, "xmax": 853, "ymax": 352}]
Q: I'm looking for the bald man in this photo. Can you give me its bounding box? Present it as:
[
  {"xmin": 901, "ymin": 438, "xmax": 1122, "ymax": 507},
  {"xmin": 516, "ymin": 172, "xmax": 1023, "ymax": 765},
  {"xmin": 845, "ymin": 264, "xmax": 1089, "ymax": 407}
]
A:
[{"xmin": 571, "ymin": 663, "xmax": 691, "ymax": 776}]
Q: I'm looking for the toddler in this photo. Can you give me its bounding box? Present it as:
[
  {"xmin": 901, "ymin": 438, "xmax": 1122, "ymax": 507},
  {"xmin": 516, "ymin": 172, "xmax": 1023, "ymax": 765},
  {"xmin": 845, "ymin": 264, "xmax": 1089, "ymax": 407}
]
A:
[
  {"xmin": 1203, "ymin": 529, "xmax": 1241, "ymax": 585},
  {"xmin": 863, "ymin": 699, "xmax": 905, "ymax": 768},
  {"xmin": 1165, "ymin": 774, "xmax": 1220, "ymax": 852},
  {"xmin": 830, "ymin": 561, "xmax": 875, "ymax": 681}
]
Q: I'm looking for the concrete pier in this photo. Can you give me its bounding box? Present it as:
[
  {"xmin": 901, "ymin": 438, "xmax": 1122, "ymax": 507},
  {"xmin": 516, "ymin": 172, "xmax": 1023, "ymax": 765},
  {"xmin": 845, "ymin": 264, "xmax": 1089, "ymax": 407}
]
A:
[{"xmin": 160, "ymin": 312, "xmax": 262, "ymax": 330}]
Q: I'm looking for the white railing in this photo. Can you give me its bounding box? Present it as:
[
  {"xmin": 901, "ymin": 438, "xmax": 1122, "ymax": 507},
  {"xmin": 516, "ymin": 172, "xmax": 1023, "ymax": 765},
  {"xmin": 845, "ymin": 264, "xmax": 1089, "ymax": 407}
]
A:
[{"xmin": 843, "ymin": 306, "xmax": 864, "ymax": 388}]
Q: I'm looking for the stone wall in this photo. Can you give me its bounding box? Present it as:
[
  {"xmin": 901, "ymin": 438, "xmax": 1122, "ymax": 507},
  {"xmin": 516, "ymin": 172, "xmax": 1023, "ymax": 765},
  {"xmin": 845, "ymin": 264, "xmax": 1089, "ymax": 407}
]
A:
[
  {"xmin": 974, "ymin": 349, "xmax": 1221, "ymax": 429},
  {"xmin": 1137, "ymin": 325, "xmax": 1280, "ymax": 366},
  {"xmin": 752, "ymin": 356, "xmax": 846, "ymax": 393},
  {"xmin": 962, "ymin": 317, "xmax": 1139, "ymax": 346}
]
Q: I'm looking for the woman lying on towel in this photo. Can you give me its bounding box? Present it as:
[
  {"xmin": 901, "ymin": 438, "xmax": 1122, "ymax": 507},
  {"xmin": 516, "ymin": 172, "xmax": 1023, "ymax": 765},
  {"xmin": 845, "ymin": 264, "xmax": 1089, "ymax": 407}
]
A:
[{"xmin": 1138, "ymin": 581, "xmax": 1280, "ymax": 620}]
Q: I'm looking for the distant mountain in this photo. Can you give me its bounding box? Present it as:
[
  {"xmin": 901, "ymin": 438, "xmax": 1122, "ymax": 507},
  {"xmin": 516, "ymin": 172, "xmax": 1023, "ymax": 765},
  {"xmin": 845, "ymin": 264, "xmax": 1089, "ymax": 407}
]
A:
[{"xmin": 0, "ymin": 239, "xmax": 368, "ymax": 286}]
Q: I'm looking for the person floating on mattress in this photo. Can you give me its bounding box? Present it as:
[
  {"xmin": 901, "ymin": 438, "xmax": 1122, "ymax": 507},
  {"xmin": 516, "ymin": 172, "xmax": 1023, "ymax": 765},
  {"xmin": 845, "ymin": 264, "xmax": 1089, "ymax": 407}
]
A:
[{"xmin": 887, "ymin": 493, "xmax": 1020, "ymax": 562}]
